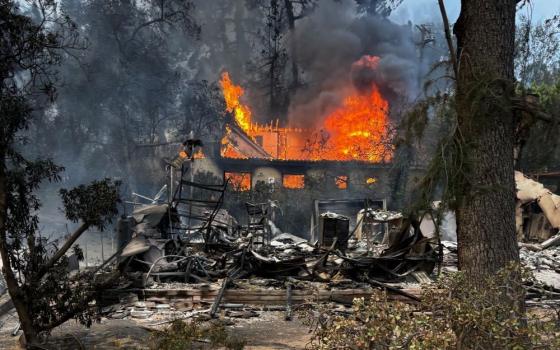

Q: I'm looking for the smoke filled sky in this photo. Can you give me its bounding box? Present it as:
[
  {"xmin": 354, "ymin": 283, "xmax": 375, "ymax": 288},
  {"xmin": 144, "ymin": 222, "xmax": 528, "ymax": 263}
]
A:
[
  {"xmin": 26, "ymin": 0, "xmax": 559, "ymax": 194},
  {"xmin": 285, "ymin": 0, "xmax": 420, "ymax": 127},
  {"xmin": 391, "ymin": 0, "xmax": 558, "ymax": 24}
]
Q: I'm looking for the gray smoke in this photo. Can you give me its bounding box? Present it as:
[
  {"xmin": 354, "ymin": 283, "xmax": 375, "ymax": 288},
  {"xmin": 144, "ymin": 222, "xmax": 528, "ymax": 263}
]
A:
[
  {"xmin": 27, "ymin": 0, "xmax": 438, "ymax": 198},
  {"xmin": 287, "ymin": 0, "xmax": 420, "ymax": 128}
]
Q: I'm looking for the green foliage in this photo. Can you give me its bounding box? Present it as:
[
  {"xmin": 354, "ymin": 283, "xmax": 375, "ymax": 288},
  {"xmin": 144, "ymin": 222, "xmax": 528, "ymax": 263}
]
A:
[
  {"xmin": 4, "ymin": 161, "xmax": 122, "ymax": 334},
  {"xmin": 516, "ymin": 78, "xmax": 560, "ymax": 172},
  {"xmin": 399, "ymin": 91, "xmax": 463, "ymax": 213},
  {"xmin": 5, "ymin": 160, "xmax": 63, "ymax": 253},
  {"xmin": 530, "ymin": 80, "xmax": 560, "ymax": 108},
  {"xmin": 0, "ymin": 93, "xmax": 32, "ymax": 152},
  {"xmin": 149, "ymin": 319, "xmax": 246, "ymax": 350},
  {"xmin": 301, "ymin": 264, "xmax": 560, "ymax": 350},
  {"xmin": 302, "ymin": 293, "xmax": 455, "ymax": 349},
  {"xmin": 0, "ymin": 0, "xmax": 122, "ymax": 341},
  {"xmin": 59, "ymin": 178, "xmax": 122, "ymax": 230},
  {"xmin": 5, "ymin": 174, "xmax": 122, "ymax": 334},
  {"xmin": 512, "ymin": 14, "xmax": 560, "ymax": 171}
]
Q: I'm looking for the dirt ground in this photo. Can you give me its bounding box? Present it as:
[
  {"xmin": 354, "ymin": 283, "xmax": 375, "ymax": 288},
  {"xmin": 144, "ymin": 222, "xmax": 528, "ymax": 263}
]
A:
[{"xmin": 0, "ymin": 311, "xmax": 311, "ymax": 350}]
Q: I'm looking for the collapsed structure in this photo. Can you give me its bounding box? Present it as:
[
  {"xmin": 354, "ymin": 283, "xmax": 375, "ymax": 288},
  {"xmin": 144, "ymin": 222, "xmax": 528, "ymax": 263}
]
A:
[
  {"xmin": 116, "ymin": 159, "xmax": 440, "ymax": 290},
  {"xmin": 109, "ymin": 71, "xmax": 560, "ymax": 308},
  {"xmin": 100, "ymin": 62, "xmax": 560, "ymax": 322},
  {"xmin": 116, "ymin": 64, "xmax": 441, "ymax": 287}
]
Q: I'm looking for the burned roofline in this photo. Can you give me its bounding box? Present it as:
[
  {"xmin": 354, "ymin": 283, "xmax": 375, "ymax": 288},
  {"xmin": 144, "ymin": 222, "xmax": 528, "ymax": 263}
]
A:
[{"xmin": 215, "ymin": 156, "xmax": 395, "ymax": 173}]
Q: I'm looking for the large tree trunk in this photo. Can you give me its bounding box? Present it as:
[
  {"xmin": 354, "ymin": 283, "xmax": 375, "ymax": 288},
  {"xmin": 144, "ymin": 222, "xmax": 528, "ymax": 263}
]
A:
[
  {"xmin": 454, "ymin": 0, "xmax": 519, "ymax": 277},
  {"xmin": 0, "ymin": 153, "xmax": 39, "ymax": 346},
  {"xmin": 452, "ymin": 2, "xmax": 522, "ymax": 346}
]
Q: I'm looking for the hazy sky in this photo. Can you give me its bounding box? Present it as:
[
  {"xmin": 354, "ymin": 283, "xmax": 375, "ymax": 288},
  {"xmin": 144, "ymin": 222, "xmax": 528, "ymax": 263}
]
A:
[{"xmin": 390, "ymin": 0, "xmax": 559, "ymax": 24}]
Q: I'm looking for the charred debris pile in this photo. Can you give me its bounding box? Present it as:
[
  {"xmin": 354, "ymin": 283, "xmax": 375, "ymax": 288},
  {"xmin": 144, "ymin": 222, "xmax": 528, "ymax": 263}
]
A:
[
  {"xmin": 116, "ymin": 207, "xmax": 437, "ymax": 288},
  {"xmin": 114, "ymin": 184, "xmax": 438, "ymax": 294},
  {"xmin": 91, "ymin": 154, "xmax": 560, "ymax": 321},
  {"xmin": 105, "ymin": 149, "xmax": 440, "ymax": 303}
]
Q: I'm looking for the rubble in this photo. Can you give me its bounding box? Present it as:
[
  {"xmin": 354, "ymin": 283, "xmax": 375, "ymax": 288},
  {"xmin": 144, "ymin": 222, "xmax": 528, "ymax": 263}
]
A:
[
  {"xmin": 114, "ymin": 167, "xmax": 440, "ymax": 289},
  {"xmin": 520, "ymin": 245, "xmax": 560, "ymax": 281},
  {"xmin": 442, "ymin": 240, "xmax": 560, "ymax": 293},
  {"xmin": 95, "ymin": 202, "xmax": 437, "ymax": 327},
  {"xmin": 84, "ymin": 161, "xmax": 558, "ymax": 328},
  {"xmin": 516, "ymin": 171, "xmax": 560, "ymax": 242},
  {"xmin": 94, "ymin": 175, "xmax": 439, "ymax": 323}
]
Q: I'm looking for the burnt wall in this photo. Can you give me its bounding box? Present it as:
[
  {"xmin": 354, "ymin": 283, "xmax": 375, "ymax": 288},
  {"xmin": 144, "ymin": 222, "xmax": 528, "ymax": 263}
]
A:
[{"xmin": 190, "ymin": 156, "xmax": 428, "ymax": 237}]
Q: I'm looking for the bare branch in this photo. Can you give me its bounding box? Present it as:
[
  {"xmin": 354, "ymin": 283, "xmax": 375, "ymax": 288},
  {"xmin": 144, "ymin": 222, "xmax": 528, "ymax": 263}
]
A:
[{"xmin": 437, "ymin": 0, "xmax": 458, "ymax": 79}]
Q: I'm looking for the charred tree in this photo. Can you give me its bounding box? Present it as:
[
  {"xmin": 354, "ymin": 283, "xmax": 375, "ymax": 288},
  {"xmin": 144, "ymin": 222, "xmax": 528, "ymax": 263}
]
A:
[
  {"xmin": 355, "ymin": 0, "xmax": 404, "ymax": 17},
  {"xmin": 282, "ymin": 0, "xmax": 316, "ymax": 92},
  {"xmin": 47, "ymin": 0, "xmax": 200, "ymax": 192},
  {"xmin": 283, "ymin": 0, "xmax": 300, "ymax": 91},
  {"xmin": 258, "ymin": 0, "xmax": 289, "ymax": 116}
]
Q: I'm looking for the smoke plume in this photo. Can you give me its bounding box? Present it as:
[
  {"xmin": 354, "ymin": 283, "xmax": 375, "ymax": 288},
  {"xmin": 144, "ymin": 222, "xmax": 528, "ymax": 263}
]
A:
[{"xmin": 287, "ymin": 0, "xmax": 420, "ymax": 128}]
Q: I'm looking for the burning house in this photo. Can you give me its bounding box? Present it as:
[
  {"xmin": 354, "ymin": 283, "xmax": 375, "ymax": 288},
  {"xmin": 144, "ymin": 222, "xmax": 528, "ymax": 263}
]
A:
[{"xmin": 191, "ymin": 60, "xmax": 422, "ymax": 234}]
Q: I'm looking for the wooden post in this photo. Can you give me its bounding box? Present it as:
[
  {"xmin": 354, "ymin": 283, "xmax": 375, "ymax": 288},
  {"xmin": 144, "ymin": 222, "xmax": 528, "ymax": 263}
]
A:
[
  {"xmin": 285, "ymin": 283, "xmax": 293, "ymax": 321},
  {"xmin": 210, "ymin": 277, "xmax": 229, "ymax": 318}
]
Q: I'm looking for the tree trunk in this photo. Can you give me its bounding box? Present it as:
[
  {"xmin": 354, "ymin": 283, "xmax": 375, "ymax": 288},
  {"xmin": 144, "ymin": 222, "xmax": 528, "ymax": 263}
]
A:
[
  {"xmin": 452, "ymin": 3, "xmax": 524, "ymax": 347},
  {"xmin": 454, "ymin": 0, "xmax": 519, "ymax": 280},
  {"xmin": 0, "ymin": 153, "xmax": 39, "ymax": 346},
  {"xmin": 233, "ymin": 0, "xmax": 249, "ymax": 75},
  {"xmin": 268, "ymin": 0, "xmax": 279, "ymax": 113},
  {"xmin": 284, "ymin": 0, "xmax": 300, "ymax": 91}
]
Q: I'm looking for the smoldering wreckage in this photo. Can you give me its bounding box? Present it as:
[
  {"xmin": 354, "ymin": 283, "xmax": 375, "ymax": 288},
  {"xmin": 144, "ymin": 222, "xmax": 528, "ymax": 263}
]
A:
[
  {"xmin": 108, "ymin": 146, "xmax": 438, "ymax": 314},
  {"xmin": 93, "ymin": 155, "xmax": 560, "ymax": 320},
  {"xmin": 2, "ymin": 145, "xmax": 560, "ymax": 334}
]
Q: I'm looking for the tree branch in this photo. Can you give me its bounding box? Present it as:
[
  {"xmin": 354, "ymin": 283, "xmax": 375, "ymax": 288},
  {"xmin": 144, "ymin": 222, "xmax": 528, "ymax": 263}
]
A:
[
  {"xmin": 437, "ymin": 0, "xmax": 458, "ymax": 79},
  {"xmin": 37, "ymin": 222, "xmax": 90, "ymax": 279}
]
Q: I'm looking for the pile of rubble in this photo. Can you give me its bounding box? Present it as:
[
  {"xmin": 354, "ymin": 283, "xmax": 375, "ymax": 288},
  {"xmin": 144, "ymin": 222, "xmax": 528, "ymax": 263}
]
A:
[
  {"xmin": 91, "ymin": 169, "xmax": 560, "ymax": 324},
  {"xmin": 440, "ymin": 236, "xmax": 560, "ymax": 295},
  {"xmin": 520, "ymin": 241, "xmax": 560, "ymax": 290},
  {"xmin": 113, "ymin": 202, "xmax": 439, "ymax": 290}
]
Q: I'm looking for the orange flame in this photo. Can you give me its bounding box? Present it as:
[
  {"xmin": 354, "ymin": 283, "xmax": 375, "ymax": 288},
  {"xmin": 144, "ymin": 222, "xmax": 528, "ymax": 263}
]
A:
[
  {"xmin": 283, "ymin": 174, "xmax": 305, "ymax": 189},
  {"xmin": 225, "ymin": 172, "xmax": 251, "ymax": 191},
  {"xmin": 221, "ymin": 125, "xmax": 248, "ymax": 159},
  {"xmin": 193, "ymin": 149, "xmax": 205, "ymax": 159},
  {"xmin": 321, "ymin": 86, "xmax": 391, "ymax": 162},
  {"xmin": 220, "ymin": 72, "xmax": 252, "ymax": 132},
  {"xmin": 335, "ymin": 175, "xmax": 348, "ymax": 189},
  {"xmin": 219, "ymin": 56, "xmax": 392, "ymax": 163}
]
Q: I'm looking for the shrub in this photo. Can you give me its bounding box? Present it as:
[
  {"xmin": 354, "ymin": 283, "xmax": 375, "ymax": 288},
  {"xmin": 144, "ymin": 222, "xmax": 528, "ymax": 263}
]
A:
[
  {"xmin": 149, "ymin": 319, "xmax": 246, "ymax": 350},
  {"xmin": 300, "ymin": 264, "xmax": 560, "ymax": 349}
]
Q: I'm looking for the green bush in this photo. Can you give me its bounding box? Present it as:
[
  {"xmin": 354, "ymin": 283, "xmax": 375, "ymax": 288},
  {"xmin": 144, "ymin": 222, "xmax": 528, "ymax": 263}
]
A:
[
  {"xmin": 149, "ymin": 319, "xmax": 246, "ymax": 350},
  {"xmin": 300, "ymin": 264, "xmax": 560, "ymax": 349}
]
